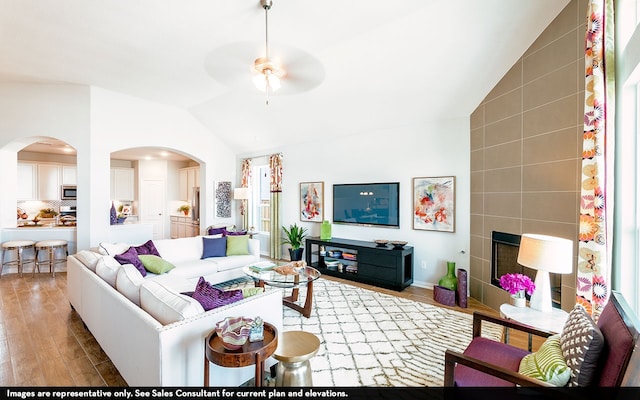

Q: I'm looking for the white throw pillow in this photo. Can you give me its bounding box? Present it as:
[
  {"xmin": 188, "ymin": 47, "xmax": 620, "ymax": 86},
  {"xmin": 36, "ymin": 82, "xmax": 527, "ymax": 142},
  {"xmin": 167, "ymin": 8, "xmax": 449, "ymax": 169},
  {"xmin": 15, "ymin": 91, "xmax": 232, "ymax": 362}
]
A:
[
  {"xmin": 97, "ymin": 242, "xmax": 130, "ymax": 256},
  {"xmin": 95, "ymin": 256, "xmax": 123, "ymax": 287},
  {"xmin": 139, "ymin": 280, "xmax": 204, "ymax": 325},
  {"xmin": 116, "ymin": 264, "xmax": 145, "ymax": 306},
  {"xmin": 74, "ymin": 250, "xmax": 100, "ymax": 272}
]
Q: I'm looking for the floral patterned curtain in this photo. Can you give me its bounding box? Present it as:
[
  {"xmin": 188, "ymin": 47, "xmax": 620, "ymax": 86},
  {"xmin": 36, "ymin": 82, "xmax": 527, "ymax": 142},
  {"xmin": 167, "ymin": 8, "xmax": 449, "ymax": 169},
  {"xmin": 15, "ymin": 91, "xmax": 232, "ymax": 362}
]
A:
[
  {"xmin": 577, "ymin": 0, "xmax": 615, "ymax": 320},
  {"xmin": 269, "ymin": 153, "xmax": 283, "ymax": 259},
  {"xmin": 240, "ymin": 159, "xmax": 252, "ymax": 229}
]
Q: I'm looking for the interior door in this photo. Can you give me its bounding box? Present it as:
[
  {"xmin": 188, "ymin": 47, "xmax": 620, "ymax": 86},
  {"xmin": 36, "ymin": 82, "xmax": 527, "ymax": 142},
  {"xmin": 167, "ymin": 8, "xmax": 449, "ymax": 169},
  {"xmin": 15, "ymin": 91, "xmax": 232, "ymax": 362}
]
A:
[{"xmin": 141, "ymin": 179, "xmax": 166, "ymax": 239}]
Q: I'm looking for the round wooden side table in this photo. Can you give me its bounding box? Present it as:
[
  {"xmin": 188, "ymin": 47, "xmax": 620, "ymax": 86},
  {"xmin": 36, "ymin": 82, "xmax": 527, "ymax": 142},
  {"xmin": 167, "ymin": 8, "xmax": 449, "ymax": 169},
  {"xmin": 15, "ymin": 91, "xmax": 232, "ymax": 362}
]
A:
[{"xmin": 204, "ymin": 322, "xmax": 278, "ymax": 387}]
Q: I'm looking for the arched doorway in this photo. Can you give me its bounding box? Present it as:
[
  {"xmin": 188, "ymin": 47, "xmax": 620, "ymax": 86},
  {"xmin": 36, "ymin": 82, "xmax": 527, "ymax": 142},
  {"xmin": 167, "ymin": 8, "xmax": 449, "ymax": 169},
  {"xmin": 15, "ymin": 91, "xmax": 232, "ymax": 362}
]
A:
[{"xmin": 110, "ymin": 147, "xmax": 202, "ymax": 240}]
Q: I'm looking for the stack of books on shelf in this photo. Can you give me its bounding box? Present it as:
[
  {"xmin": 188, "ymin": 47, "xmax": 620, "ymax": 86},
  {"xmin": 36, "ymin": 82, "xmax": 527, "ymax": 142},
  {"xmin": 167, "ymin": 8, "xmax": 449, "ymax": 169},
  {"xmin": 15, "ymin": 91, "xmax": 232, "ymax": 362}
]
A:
[{"xmin": 342, "ymin": 252, "xmax": 356, "ymax": 261}]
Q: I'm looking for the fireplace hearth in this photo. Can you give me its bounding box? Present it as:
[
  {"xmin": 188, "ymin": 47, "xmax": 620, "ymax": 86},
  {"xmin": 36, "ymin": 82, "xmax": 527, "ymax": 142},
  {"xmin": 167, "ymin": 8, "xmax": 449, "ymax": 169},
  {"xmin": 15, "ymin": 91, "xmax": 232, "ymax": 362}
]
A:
[{"xmin": 491, "ymin": 231, "xmax": 561, "ymax": 306}]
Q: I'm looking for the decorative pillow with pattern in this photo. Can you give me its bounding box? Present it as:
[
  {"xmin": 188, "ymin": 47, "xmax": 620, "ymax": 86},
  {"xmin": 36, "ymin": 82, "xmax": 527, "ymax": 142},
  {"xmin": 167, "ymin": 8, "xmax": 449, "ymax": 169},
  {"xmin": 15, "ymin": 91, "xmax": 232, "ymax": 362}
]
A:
[
  {"xmin": 518, "ymin": 334, "xmax": 571, "ymax": 386},
  {"xmin": 559, "ymin": 304, "xmax": 605, "ymax": 386},
  {"xmin": 191, "ymin": 276, "xmax": 243, "ymax": 311}
]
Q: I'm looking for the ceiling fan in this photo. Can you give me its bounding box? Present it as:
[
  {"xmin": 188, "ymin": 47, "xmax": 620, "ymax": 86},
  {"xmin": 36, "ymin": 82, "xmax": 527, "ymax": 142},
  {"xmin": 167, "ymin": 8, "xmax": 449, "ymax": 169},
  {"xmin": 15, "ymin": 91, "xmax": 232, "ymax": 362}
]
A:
[{"xmin": 204, "ymin": 0, "xmax": 324, "ymax": 100}]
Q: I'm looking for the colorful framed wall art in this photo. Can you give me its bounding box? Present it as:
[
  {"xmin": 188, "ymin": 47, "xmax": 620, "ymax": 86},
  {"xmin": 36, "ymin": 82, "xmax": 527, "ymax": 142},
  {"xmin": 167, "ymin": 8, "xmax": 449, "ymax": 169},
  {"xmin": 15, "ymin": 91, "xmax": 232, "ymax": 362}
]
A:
[
  {"xmin": 413, "ymin": 176, "xmax": 455, "ymax": 232},
  {"xmin": 300, "ymin": 181, "xmax": 324, "ymax": 222}
]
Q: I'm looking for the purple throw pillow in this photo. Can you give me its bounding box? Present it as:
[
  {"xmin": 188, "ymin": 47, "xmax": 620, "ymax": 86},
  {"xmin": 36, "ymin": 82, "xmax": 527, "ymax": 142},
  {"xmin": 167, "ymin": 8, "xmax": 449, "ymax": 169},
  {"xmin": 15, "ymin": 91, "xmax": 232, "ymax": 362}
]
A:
[
  {"xmin": 133, "ymin": 239, "xmax": 161, "ymax": 257},
  {"xmin": 114, "ymin": 247, "xmax": 147, "ymax": 277},
  {"xmin": 208, "ymin": 227, "xmax": 226, "ymax": 236},
  {"xmin": 224, "ymin": 229, "xmax": 248, "ymax": 236},
  {"xmin": 202, "ymin": 237, "xmax": 227, "ymax": 259},
  {"xmin": 191, "ymin": 277, "xmax": 243, "ymax": 311}
]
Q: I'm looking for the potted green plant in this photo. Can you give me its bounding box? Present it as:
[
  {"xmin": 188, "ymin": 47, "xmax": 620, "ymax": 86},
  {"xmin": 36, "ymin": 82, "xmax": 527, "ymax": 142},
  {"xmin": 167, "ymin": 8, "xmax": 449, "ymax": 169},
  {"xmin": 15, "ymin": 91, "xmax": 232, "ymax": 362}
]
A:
[
  {"xmin": 282, "ymin": 223, "xmax": 308, "ymax": 261},
  {"xmin": 178, "ymin": 204, "xmax": 191, "ymax": 215}
]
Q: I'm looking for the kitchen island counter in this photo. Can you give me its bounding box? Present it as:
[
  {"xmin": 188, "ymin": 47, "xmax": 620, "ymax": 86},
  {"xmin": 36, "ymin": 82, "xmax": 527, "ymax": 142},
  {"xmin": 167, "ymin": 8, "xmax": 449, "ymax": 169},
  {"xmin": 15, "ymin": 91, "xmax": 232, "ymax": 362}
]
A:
[{"xmin": 2, "ymin": 226, "xmax": 77, "ymax": 259}]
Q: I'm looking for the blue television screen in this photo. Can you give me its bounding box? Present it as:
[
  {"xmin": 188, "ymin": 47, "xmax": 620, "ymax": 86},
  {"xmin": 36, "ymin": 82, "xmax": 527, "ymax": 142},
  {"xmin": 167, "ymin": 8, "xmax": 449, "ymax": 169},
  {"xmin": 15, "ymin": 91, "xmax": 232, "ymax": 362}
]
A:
[{"xmin": 332, "ymin": 183, "xmax": 400, "ymax": 228}]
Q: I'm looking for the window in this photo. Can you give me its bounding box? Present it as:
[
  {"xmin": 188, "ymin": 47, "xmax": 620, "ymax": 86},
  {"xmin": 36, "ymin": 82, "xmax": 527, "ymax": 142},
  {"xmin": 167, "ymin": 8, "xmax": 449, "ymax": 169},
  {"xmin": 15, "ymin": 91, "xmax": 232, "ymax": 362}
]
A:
[
  {"xmin": 250, "ymin": 164, "xmax": 270, "ymax": 233},
  {"xmin": 614, "ymin": 0, "xmax": 640, "ymax": 313}
]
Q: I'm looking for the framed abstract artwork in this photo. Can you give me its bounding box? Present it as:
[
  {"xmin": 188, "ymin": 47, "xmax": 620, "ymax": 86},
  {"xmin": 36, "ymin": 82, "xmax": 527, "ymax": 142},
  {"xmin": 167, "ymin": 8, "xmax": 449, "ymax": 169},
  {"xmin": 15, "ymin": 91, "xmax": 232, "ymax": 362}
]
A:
[
  {"xmin": 413, "ymin": 176, "xmax": 455, "ymax": 232},
  {"xmin": 300, "ymin": 181, "xmax": 324, "ymax": 222},
  {"xmin": 215, "ymin": 181, "xmax": 232, "ymax": 218}
]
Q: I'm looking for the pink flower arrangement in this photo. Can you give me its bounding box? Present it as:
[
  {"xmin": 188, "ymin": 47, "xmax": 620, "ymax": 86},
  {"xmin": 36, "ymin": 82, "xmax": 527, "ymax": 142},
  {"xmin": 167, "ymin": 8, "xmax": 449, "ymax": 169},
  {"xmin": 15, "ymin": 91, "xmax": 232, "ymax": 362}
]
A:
[{"xmin": 499, "ymin": 273, "xmax": 535, "ymax": 298}]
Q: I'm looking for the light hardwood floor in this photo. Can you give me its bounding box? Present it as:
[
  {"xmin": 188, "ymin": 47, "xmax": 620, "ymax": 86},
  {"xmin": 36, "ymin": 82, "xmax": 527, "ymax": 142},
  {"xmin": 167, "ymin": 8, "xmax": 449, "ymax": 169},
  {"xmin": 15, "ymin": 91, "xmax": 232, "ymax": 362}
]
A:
[{"xmin": 0, "ymin": 270, "xmax": 536, "ymax": 386}]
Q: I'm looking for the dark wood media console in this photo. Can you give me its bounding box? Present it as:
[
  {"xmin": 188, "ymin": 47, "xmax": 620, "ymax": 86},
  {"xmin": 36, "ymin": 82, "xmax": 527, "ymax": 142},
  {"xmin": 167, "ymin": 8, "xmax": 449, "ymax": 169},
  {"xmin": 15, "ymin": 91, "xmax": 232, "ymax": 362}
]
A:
[{"xmin": 305, "ymin": 237, "xmax": 413, "ymax": 291}]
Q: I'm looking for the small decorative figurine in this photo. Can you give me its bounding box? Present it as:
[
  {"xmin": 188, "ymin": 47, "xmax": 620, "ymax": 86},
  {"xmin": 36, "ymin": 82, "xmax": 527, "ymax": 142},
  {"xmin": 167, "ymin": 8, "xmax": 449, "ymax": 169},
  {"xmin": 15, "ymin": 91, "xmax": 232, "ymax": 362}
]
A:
[{"xmin": 249, "ymin": 316, "xmax": 264, "ymax": 342}]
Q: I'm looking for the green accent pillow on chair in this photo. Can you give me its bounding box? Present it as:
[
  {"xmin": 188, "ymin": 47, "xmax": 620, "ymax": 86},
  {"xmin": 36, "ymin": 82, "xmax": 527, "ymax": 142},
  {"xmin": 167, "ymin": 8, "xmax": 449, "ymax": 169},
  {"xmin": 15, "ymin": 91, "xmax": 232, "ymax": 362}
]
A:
[
  {"xmin": 226, "ymin": 235, "xmax": 249, "ymax": 256},
  {"xmin": 138, "ymin": 255, "xmax": 176, "ymax": 274},
  {"xmin": 518, "ymin": 334, "xmax": 571, "ymax": 386}
]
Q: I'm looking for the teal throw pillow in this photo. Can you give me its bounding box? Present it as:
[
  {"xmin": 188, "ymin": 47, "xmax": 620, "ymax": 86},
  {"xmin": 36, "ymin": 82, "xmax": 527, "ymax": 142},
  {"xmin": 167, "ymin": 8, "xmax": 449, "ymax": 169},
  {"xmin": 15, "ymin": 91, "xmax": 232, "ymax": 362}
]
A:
[
  {"xmin": 226, "ymin": 235, "xmax": 249, "ymax": 256},
  {"xmin": 518, "ymin": 334, "xmax": 571, "ymax": 386},
  {"xmin": 138, "ymin": 254, "xmax": 175, "ymax": 274}
]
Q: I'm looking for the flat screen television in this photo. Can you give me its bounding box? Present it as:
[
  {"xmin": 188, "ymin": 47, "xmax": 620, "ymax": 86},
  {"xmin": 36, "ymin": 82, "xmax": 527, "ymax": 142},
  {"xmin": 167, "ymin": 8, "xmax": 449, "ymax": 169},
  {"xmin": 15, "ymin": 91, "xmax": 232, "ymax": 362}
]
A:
[{"xmin": 333, "ymin": 182, "xmax": 400, "ymax": 228}]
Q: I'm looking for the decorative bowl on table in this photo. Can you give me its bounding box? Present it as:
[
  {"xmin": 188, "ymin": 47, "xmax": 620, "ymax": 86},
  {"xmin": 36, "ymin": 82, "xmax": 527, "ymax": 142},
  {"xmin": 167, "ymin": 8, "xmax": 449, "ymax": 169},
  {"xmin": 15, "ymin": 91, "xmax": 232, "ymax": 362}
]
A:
[
  {"xmin": 214, "ymin": 316, "xmax": 253, "ymax": 350},
  {"xmin": 374, "ymin": 239, "xmax": 389, "ymax": 247},
  {"xmin": 390, "ymin": 240, "xmax": 408, "ymax": 249}
]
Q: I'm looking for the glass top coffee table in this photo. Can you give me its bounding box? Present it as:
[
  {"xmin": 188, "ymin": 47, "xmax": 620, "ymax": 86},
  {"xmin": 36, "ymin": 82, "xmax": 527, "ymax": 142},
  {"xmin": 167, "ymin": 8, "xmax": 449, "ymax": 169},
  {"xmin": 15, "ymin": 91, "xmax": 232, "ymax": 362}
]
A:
[{"xmin": 243, "ymin": 263, "xmax": 321, "ymax": 318}]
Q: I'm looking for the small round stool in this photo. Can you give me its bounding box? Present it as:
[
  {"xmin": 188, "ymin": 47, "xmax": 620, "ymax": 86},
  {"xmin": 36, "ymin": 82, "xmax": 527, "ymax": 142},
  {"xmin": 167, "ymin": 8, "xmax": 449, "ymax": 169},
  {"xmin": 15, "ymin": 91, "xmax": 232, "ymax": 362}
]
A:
[
  {"xmin": 1, "ymin": 240, "xmax": 36, "ymax": 278},
  {"xmin": 34, "ymin": 240, "xmax": 68, "ymax": 277},
  {"xmin": 273, "ymin": 331, "xmax": 320, "ymax": 387}
]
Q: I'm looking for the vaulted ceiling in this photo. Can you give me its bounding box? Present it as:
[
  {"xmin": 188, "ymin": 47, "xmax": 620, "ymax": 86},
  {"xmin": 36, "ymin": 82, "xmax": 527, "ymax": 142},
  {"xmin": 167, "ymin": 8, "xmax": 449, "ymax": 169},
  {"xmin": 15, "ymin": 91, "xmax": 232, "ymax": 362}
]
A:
[{"xmin": 0, "ymin": 0, "xmax": 569, "ymax": 154}]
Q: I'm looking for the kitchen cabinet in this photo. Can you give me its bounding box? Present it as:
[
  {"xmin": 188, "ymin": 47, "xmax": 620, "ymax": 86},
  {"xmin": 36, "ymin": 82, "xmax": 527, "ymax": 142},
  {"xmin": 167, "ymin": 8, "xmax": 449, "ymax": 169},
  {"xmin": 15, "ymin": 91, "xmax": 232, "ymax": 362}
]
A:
[
  {"xmin": 61, "ymin": 165, "xmax": 77, "ymax": 185},
  {"xmin": 178, "ymin": 167, "xmax": 199, "ymax": 202},
  {"xmin": 170, "ymin": 216, "xmax": 199, "ymax": 239},
  {"xmin": 111, "ymin": 167, "xmax": 135, "ymax": 201},
  {"xmin": 17, "ymin": 162, "xmax": 76, "ymax": 201},
  {"xmin": 37, "ymin": 164, "xmax": 60, "ymax": 201},
  {"xmin": 17, "ymin": 162, "xmax": 37, "ymax": 200}
]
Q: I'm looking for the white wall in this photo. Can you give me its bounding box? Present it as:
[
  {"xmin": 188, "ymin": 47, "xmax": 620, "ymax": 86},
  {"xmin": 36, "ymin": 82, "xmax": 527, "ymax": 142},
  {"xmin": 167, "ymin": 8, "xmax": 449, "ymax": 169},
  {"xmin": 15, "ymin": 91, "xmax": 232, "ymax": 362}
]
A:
[
  {"xmin": 0, "ymin": 83, "xmax": 237, "ymax": 250},
  {"xmin": 240, "ymin": 118, "xmax": 470, "ymax": 287}
]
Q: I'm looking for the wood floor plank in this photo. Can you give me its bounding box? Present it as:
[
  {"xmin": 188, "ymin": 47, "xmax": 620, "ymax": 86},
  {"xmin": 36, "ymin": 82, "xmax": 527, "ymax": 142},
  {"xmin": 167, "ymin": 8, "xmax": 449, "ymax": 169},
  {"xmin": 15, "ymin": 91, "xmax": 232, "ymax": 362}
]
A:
[{"xmin": 0, "ymin": 270, "xmax": 536, "ymax": 386}]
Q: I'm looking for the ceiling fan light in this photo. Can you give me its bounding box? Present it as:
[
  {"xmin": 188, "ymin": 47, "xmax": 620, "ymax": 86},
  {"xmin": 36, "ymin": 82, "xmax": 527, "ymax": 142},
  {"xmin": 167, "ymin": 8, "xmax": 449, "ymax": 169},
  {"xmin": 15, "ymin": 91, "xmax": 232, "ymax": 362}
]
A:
[{"xmin": 266, "ymin": 72, "xmax": 281, "ymax": 91}]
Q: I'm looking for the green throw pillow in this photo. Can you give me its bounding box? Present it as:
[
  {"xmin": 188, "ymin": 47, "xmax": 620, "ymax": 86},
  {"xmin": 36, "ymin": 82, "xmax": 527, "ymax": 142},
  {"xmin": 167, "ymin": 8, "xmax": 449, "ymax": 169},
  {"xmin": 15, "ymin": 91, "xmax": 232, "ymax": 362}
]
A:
[
  {"xmin": 518, "ymin": 334, "xmax": 571, "ymax": 386},
  {"xmin": 138, "ymin": 255, "xmax": 176, "ymax": 274},
  {"xmin": 242, "ymin": 287, "xmax": 264, "ymax": 298},
  {"xmin": 226, "ymin": 235, "xmax": 249, "ymax": 256}
]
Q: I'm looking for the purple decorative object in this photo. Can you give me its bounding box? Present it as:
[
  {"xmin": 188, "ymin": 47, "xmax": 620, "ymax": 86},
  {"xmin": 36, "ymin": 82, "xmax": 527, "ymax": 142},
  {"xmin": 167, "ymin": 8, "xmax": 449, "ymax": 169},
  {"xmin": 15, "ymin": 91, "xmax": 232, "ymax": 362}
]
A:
[
  {"xmin": 134, "ymin": 239, "xmax": 161, "ymax": 257},
  {"xmin": 110, "ymin": 202, "xmax": 117, "ymax": 225},
  {"xmin": 208, "ymin": 227, "xmax": 226, "ymax": 236},
  {"xmin": 224, "ymin": 229, "xmax": 248, "ymax": 236},
  {"xmin": 192, "ymin": 277, "xmax": 243, "ymax": 311},
  {"xmin": 114, "ymin": 247, "xmax": 147, "ymax": 277},
  {"xmin": 434, "ymin": 285, "xmax": 456, "ymax": 307},
  {"xmin": 457, "ymin": 268, "xmax": 468, "ymax": 308}
]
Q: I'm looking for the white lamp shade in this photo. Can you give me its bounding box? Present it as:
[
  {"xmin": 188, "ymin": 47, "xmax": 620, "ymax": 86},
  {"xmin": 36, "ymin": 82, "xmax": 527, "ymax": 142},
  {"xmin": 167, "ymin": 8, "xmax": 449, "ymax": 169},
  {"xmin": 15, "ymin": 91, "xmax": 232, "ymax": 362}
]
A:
[
  {"xmin": 234, "ymin": 187, "xmax": 250, "ymax": 200},
  {"xmin": 517, "ymin": 234, "xmax": 573, "ymax": 274}
]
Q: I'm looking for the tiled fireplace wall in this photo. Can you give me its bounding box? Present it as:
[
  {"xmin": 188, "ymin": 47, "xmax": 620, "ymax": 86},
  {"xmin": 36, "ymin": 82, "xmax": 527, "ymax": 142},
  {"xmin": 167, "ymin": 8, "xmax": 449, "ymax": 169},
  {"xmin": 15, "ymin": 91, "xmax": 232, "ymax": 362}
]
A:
[{"xmin": 469, "ymin": 0, "xmax": 587, "ymax": 312}]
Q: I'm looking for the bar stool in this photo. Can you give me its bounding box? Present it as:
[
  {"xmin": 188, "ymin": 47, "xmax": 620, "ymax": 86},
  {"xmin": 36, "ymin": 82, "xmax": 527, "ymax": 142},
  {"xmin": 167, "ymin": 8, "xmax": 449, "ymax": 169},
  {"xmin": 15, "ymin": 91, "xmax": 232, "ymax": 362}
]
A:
[
  {"xmin": 1, "ymin": 240, "xmax": 36, "ymax": 278},
  {"xmin": 273, "ymin": 331, "xmax": 320, "ymax": 386},
  {"xmin": 34, "ymin": 240, "xmax": 68, "ymax": 277}
]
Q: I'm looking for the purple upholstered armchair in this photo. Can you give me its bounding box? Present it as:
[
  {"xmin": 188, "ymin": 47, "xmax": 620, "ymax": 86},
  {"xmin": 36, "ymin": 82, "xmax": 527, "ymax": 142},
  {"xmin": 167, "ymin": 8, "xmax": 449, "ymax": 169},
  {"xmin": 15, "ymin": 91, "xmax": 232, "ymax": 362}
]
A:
[{"xmin": 444, "ymin": 291, "xmax": 640, "ymax": 387}]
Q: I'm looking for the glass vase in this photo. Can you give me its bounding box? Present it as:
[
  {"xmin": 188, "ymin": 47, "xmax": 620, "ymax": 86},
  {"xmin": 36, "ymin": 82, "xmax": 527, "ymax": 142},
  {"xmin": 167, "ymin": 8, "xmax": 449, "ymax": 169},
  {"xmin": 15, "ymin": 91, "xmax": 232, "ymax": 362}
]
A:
[
  {"xmin": 438, "ymin": 261, "xmax": 458, "ymax": 291},
  {"xmin": 511, "ymin": 291, "xmax": 526, "ymax": 307},
  {"xmin": 320, "ymin": 220, "xmax": 332, "ymax": 240}
]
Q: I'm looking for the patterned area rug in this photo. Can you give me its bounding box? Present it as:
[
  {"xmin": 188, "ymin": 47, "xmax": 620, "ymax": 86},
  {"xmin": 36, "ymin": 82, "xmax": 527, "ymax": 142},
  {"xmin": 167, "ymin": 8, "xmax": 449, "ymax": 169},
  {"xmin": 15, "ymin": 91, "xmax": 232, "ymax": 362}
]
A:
[{"xmin": 220, "ymin": 277, "xmax": 503, "ymax": 387}]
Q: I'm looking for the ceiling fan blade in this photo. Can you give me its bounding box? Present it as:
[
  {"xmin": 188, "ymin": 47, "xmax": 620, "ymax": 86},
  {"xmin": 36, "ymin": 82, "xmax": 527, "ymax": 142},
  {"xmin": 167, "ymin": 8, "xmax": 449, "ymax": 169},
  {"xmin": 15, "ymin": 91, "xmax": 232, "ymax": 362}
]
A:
[{"xmin": 204, "ymin": 41, "xmax": 324, "ymax": 94}]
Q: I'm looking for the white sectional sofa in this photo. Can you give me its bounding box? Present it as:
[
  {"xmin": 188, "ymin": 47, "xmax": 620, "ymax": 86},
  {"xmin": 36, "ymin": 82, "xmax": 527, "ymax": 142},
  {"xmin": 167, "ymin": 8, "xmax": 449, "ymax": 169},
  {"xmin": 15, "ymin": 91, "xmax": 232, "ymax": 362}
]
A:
[{"xmin": 67, "ymin": 235, "xmax": 283, "ymax": 387}]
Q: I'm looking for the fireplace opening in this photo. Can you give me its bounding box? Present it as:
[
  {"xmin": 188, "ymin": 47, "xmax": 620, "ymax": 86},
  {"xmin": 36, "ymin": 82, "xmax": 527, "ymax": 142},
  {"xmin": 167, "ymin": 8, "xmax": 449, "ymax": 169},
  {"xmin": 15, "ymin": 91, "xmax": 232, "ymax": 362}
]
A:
[{"xmin": 491, "ymin": 231, "xmax": 561, "ymax": 307}]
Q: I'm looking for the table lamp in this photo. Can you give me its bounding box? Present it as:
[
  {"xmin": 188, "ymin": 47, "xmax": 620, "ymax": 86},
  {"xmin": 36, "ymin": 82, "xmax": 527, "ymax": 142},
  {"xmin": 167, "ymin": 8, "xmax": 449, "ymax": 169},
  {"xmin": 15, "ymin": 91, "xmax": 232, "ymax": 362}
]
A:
[
  {"xmin": 516, "ymin": 233, "xmax": 573, "ymax": 312},
  {"xmin": 234, "ymin": 187, "xmax": 250, "ymax": 230}
]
